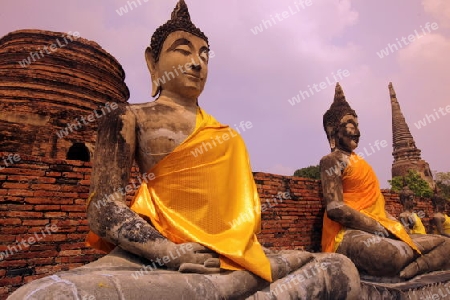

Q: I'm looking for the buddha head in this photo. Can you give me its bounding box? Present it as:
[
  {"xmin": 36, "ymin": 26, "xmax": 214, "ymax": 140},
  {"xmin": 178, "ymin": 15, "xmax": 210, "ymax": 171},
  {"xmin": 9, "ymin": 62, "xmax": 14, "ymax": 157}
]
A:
[
  {"xmin": 145, "ymin": 0, "xmax": 210, "ymax": 99},
  {"xmin": 323, "ymin": 83, "xmax": 360, "ymax": 152},
  {"xmin": 400, "ymin": 185, "xmax": 415, "ymax": 211},
  {"xmin": 432, "ymin": 188, "xmax": 448, "ymax": 213}
]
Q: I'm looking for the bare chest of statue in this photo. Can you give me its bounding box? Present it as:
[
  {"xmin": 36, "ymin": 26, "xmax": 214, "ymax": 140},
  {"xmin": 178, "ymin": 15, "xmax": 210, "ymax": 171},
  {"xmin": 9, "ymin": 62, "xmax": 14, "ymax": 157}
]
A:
[{"xmin": 130, "ymin": 101, "xmax": 197, "ymax": 172}]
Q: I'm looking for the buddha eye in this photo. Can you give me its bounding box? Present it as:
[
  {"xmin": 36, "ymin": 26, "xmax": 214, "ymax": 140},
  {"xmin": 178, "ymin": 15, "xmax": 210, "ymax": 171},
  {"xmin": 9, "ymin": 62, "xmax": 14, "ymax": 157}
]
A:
[
  {"xmin": 175, "ymin": 48, "xmax": 191, "ymax": 55},
  {"xmin": 199, "ymin": 51, "xmax": 209, "ymax": 63}
]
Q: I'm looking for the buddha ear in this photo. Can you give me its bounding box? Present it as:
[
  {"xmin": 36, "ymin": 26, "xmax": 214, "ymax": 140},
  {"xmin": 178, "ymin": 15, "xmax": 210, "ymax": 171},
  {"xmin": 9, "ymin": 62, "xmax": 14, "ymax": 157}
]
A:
[
  {"xmin": 145, "ymin": 47, "xmax": 161, "ymax": 97},
  {"xmin": 326, "ymin": 126, "xmax": 336, "ymax": 151}
]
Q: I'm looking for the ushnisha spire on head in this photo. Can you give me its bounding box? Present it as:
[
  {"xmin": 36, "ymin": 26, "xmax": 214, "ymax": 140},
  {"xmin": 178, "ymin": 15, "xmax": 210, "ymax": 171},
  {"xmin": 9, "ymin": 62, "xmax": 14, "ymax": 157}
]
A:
[
  {"xmin": 323, "ymin": 83, "xmax": 357, "ymax": 147},
  {"xmin": 150, "ymin": 0, "xmax": 209, "ymax": 62}
]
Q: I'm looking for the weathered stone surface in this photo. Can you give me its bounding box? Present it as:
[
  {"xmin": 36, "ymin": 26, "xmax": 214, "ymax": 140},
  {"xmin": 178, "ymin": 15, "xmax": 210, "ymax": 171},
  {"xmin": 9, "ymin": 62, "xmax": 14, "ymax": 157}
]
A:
[
  {"xmin": 360, "ymin": 271, "xmax": 450, "ymax": 300},
  {"xmin": 8, "ymin": 248, "xmax": 360, "ymax": 300}
]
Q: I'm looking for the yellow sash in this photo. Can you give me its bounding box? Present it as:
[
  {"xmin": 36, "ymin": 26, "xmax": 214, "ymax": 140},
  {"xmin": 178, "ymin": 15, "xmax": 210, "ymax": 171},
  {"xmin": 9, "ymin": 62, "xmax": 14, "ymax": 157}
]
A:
[
  {"xmin": 411, "ymin": 213, "xmax": 426, "ymax": 235},
  {"xmin": 322, "ymin": 153, "xmax": 421, "ymax": 254},
  {"xmin": 87, "ymin": 108, "xmax": 272, "ymax": 282},
  {"xmin": 432, "ymin": 214, "xmax": 450, "ymax": 235},
  {"xmin": 443, "ymin": 214, "xmax": 450, "ymax": 235}
]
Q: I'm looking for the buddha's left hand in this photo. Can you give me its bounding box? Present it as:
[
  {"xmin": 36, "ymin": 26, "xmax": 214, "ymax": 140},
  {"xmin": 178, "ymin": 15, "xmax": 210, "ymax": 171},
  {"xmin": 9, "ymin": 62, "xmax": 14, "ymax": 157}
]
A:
[
  {"xmin": 179, "ymin": 257, "xmax": 221, "ymax": 274},
  {"xmin": 170, "ymin": 242, "xmax": 221, "ymax": 274}
]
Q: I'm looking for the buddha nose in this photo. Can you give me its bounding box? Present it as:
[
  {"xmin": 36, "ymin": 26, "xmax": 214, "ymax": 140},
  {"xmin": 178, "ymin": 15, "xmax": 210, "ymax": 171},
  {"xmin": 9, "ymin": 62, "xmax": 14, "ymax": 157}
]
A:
[{"xmin": 191, "ymin": 62, "xmax": 202, "ymax": 71}]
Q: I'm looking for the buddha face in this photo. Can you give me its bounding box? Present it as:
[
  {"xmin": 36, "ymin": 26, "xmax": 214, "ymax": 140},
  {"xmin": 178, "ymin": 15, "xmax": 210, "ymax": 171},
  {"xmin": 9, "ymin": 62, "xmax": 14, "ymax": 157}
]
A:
[
  {"xmin": 402, "ymin": 194, "xmax": 414, "ymax": 211},
  {"xmin": 437, "ymin": 201, "xmax": 447, "ymax": 213},
  {"xmin": 146, "ymin": 31, "xmax": 209, "ymax": 99},
  {"xmin": 336, "ymin": 114, "xmax": 360, "ymax": 153}
]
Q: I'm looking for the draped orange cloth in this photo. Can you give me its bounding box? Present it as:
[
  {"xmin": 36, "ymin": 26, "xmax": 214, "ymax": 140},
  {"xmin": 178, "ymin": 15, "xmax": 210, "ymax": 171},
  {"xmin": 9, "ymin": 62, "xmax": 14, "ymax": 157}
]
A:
[
  {"xmin": 322, "ymin": 153, "xmax": 421, "ymax": 254},
  {"xmin": 86, "ymin": 108, "xmax": 272, "ymax": 282}
]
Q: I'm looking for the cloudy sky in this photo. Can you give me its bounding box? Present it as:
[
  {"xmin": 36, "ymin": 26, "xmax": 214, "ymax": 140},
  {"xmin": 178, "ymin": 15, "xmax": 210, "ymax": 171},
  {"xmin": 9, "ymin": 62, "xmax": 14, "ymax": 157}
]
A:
[{"xmin": 2, "ymin": 0, "xmax": 449, "ymax": 188}]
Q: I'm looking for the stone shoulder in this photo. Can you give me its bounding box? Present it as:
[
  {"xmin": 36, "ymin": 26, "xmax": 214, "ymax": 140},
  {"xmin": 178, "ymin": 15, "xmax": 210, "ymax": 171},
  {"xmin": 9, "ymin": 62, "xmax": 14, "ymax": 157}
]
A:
[
  {"xmin": 319, "ymin": 151, "xmax": 347, "ymax": 167},
  {"xmin": 127, "ymin": 101, "xmax": 158, "ymax": 116}
]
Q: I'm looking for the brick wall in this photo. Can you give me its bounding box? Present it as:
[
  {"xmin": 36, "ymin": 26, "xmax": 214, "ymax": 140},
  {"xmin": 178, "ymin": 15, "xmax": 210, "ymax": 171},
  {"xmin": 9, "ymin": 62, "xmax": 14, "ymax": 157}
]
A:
[
  {"xmin": 254, "ymin": 172, "xmax": 437, "ymax": 253},
  {"xmin": 0, "ymin": 153, "xmax": 102, "ymax": 298},
  {"xmin": 0, "ymin": 155, "xmax": 437, "ymax": 299},
  {"xmin": 254, "ymin": 172, "xmax": 324, "ymax": 252}
]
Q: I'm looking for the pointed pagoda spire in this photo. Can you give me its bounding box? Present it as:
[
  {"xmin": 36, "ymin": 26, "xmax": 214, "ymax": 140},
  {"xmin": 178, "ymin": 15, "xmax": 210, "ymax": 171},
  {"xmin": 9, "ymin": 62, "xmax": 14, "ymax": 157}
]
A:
[
  {"xmin": 389, "ymin": 82, "xmax": 420, "ymax": 160},
  {"xmin": 389, "ymin": 82, "xmax": 435, "ymax": 189}
]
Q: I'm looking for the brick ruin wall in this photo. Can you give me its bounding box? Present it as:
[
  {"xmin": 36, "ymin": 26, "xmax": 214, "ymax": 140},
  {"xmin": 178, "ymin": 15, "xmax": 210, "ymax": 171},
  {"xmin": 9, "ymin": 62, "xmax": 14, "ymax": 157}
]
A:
[{"xmin": 0, "ymin": 153, "xmax": 440, "ymax": 298}]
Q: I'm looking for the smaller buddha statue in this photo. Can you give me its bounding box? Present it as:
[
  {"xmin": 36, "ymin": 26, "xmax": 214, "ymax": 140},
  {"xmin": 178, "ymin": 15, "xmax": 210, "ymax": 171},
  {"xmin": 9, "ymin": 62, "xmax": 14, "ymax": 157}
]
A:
[
  {"xmin": 319, "ymin": 83, "xmax": 450, "ymax": 280},
  {"xmin": 399, "ymin": 185, "xmax": 426, "ymax": 234},
  {"xmin": 432, "ymin": 190, "xmax": 450, "ymax": 238}
]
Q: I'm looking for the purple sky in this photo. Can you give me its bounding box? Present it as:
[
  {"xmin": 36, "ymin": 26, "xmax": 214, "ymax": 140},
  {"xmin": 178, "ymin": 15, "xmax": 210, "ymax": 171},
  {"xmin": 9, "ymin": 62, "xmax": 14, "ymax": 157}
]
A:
[{"xmin": 2, "ymin": 0, "xmax": 450, "ymax": 188}]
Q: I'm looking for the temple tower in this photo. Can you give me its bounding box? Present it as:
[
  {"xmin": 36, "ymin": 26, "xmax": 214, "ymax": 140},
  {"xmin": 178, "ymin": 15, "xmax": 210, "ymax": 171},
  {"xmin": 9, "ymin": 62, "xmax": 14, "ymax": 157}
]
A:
[{"xmin": 389, "ymin": 82, "xmax": 435, "ymax": 188}]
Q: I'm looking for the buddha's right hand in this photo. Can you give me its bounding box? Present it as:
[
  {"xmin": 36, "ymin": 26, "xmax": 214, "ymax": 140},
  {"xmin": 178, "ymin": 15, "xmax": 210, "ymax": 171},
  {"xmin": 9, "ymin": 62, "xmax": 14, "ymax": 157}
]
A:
[{"xmin": 154, "ymin": 240, "xmax": 221, "ymax": 274}]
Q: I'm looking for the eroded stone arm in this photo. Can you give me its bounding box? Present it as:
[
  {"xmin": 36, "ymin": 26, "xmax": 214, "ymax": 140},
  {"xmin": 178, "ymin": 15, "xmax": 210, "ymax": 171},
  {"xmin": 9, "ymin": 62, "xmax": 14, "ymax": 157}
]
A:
[
  {"xmin": 399, "ymin": 213, "xmax": 413, "ymax": 233},
  {"xmin": 87, "ymin": 104, "xmax": 169, "ymax": 260},
  {"xmin": 320, "ymin": 154, "xmax": 387, "ymax": 235}
]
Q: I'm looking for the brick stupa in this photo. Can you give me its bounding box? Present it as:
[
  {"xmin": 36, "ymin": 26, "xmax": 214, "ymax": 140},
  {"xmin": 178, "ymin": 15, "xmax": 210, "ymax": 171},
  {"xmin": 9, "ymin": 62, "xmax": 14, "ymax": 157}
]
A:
[
  {"xmin": 0, "ymin": 29, "xmax": 129, "ymax": 160},
  {"xmin": 0, "ymin": 29, "xmax": 129, "ymax": 298}
]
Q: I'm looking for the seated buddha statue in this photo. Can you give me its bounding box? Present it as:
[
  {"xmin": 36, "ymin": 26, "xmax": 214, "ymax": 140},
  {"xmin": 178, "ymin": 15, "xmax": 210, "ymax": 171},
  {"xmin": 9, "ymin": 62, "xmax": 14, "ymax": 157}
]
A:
[
  {"xmin": 319, "ymin": 83, "xmax": 450, "ymax": 280},
  {"xmin": 399, "ymin": 185, "xmax": 426, "ymax": 234},
  {"xmin": 432, "ymin": 191, "xmax": 450, "ymax": 238},
  {"xmin": 9, "ymin": 1, "xmax": 360, "ymax": 299}
]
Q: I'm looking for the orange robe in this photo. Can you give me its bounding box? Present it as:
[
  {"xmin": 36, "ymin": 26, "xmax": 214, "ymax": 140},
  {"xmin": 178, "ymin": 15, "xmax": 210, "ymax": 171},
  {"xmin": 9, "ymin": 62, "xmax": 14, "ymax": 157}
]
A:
[
  {"xmin": 86, "ymin": 108, "xmax": 272, "ymax": 282},
  {"xmin": 322, "ymin": 153, "xmax": 421, "ymax": 254}
]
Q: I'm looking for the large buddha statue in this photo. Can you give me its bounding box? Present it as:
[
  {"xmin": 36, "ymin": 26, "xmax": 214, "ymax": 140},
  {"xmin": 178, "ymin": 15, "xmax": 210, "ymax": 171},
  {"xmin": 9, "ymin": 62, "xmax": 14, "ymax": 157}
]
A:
[
  {"xmin": 399, "ymin": 185, "xmax": 426, "ymax": 235},
  {"xmin": 320, "ymin": 83, "xmax": 450, "ymax": 280},
  {"xmin": 9, "ymin": 1, "xmax": 360, "ymax": 299}
]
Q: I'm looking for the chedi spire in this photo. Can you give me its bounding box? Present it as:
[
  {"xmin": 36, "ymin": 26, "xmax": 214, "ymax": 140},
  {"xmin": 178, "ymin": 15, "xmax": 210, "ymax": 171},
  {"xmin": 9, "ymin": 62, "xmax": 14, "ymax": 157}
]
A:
[
  {"xmin": 389, "ymin": 82, "xmax": 418, "ymax": 156},
  {"xmin": 389, "ymin": 82, "xmax": 435, "ymax": 189}
]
